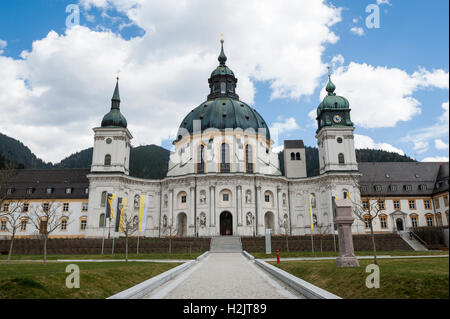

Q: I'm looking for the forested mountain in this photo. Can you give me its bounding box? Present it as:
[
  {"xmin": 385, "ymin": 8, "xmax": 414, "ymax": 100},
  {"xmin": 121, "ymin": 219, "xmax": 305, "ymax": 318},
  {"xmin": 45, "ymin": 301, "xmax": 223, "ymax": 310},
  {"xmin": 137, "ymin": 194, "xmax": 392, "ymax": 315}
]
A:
[
  {"xmin": 0, "ymin": 133, "xmax": 52, "ymax": 169},
  {"xmin": 1, "ymin": 131, "xmax": 418, "ymax": 178}
]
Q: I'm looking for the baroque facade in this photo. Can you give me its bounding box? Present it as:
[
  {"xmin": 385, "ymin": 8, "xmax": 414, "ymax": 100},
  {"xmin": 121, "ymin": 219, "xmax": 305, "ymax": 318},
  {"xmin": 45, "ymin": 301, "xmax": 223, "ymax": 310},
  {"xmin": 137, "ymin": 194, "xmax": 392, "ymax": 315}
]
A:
[
  {"xmin": 85, "ymin": 41, "xmax": 365, "ymax": 238},
  {"xmin": 1, "ymin": 42, "xmax": 448, "ymax": 239}
]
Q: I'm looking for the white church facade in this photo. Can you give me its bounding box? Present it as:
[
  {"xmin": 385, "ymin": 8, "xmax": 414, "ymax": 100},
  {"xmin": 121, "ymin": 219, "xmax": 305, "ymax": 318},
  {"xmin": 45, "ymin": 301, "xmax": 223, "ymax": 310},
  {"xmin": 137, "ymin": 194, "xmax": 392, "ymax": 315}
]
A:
[{"xmin": 85, "ymin": 40, "xmax": 365, "ymax": 238}]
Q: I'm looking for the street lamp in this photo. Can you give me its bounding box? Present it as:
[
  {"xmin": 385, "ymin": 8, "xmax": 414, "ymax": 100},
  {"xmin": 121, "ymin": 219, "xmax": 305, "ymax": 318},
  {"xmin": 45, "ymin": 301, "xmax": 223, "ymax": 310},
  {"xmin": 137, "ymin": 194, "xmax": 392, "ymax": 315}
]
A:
[{"xmin": 196, "ymin": 216, "xmax": 200, "ymax": 238}]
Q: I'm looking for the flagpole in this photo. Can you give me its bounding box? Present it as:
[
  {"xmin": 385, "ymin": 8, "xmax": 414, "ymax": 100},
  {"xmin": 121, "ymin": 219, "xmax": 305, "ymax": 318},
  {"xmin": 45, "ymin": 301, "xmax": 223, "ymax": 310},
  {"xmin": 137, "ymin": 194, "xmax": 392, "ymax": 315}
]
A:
[
  {"xmin": 137, "ymin": 233, "xmax": 140, "ymax": 255},
  {"xmin": 309, "ymin": 194, "xmax": 315, "ymax": 255},
  {"xmin": 101, "ymin": 220, "xmax": 106, "ymax": 255}
]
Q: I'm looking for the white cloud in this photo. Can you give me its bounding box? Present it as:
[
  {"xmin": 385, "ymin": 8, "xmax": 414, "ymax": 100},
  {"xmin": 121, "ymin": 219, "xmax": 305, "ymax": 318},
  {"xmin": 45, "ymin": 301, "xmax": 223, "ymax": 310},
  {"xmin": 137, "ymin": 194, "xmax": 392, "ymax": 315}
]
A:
[
  {"xmin": 0, "ymin": 0, "xmax": 343, "ymax": 163},
  {"xmin": 434, "ymin": 139, "xmax": 449, "ymax": 150},
  {"xmin": 354, "ymin": 134, "xmax": 405, "ymax": 155},
  {"xmin": 270, "ymin": 117, "xmax": 300, "ymax": 135},
  {"xmin": 350, "ymin": 27, "xmax": 365, "ymax": 36},
  {"xmin": 376, "ymin": 0, "xmax": 392, "ymax": 6},
  {"xmin": 403, "ymin": 101, "xmax": 449, "ymax": 154},
  {"xmin": 421, "ymin": 156, "xmax": 449, "ymax": 162},
  {"xmin": 0, "ymin": 39, "xmax": 6, "ymax": 54},
  {"xmin": 323, "ymin": 63, "xmax": 449, "ymax": 129}
]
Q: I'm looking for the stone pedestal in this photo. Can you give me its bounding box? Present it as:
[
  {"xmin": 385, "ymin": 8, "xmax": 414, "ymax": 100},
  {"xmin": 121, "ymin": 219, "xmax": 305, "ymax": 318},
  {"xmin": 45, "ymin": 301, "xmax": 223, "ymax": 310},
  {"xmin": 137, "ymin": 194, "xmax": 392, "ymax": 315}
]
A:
[{"xmin": 334, "ymin": 199, "xmax": 359, "ymax": 267}]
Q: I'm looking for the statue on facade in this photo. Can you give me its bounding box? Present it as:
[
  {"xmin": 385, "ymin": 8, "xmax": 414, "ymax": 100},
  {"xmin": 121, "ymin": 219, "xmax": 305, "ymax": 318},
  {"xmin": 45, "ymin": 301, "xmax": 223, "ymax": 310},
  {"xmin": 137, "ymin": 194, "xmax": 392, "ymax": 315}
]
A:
[
  {"xmin": 134, "ymin": 194, "xmax": 140, "ymax": 209},
  {"xmin": 246, "ymin": 212, "xmax": 253, "ymax": 226},
  {"xmin": 200, "ymin": 212, "xmax": 206, "ymax": 228},
  {"xmin": 200, "ymin": 191, "xmax": 207, "ymax": 205},
  {"xmin": 245, "ymin": 190, "xmax": 252, "ymax": 204}
]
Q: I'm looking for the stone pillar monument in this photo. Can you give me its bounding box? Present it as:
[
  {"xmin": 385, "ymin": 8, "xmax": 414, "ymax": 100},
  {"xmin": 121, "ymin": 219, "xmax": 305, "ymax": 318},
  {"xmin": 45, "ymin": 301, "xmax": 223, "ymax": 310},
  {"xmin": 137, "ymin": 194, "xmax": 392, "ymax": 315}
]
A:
[{"xmin": 334, "ymin": 198, "xmax": 359, "ymax": 267}]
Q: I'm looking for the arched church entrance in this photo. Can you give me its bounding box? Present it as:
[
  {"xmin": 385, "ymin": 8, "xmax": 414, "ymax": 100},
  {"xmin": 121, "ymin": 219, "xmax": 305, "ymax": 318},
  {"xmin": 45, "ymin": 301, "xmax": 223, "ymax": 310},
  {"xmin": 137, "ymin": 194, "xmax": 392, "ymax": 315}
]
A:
[
  {"xmin": 396, "ymin": 218, "xmax": 404, "ymax": 231},
  {"xmin": 220, "ymin": 211, "xmax": 233, "ymax": 236},
  {"xmin": 265, "ymin": 212, "xmax": 274, "ymax": 231},
  {"xmin": 177, "ymin": 213, "xmax": 187, "ymax": 237}
]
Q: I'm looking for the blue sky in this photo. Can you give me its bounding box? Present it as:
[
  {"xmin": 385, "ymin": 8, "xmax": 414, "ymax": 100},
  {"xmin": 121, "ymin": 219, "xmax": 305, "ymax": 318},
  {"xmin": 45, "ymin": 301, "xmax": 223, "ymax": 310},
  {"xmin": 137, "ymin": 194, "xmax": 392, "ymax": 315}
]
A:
[{"xmin": 0, "ymin": 0, "xmax": 448, "ymax": 163}]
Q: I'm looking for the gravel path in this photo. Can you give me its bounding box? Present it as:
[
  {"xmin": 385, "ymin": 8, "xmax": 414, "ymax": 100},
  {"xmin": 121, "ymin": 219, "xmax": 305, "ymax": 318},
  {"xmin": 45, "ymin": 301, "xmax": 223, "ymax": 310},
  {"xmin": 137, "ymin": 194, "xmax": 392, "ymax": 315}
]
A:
[{"xmin": 144, "ymin": 253, "xmax": 305, "ymax": 299}]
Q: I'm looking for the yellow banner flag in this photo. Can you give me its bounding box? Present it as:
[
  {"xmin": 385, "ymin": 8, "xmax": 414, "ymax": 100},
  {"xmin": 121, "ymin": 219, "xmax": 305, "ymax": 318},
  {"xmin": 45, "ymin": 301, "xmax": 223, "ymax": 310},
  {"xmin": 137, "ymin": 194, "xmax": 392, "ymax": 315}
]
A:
[{"xmin": 308, "ymin": 193, "xmax": 314, "ymax": 231}]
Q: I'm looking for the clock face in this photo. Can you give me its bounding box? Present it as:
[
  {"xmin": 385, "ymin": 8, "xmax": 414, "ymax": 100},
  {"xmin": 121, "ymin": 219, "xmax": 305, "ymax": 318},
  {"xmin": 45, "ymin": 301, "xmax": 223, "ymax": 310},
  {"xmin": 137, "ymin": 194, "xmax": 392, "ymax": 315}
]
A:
[{"xmin": 333, "ymin": 115, "xmax": 342, "ymax": 123}]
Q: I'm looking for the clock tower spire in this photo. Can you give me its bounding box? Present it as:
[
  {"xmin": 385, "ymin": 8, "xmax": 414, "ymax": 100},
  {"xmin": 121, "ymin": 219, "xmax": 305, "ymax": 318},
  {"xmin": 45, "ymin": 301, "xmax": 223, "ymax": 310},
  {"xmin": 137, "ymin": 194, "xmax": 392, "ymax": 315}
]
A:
[{"xmin": 315, "ymin": 74, "xmax": 357, "ymax": 174}]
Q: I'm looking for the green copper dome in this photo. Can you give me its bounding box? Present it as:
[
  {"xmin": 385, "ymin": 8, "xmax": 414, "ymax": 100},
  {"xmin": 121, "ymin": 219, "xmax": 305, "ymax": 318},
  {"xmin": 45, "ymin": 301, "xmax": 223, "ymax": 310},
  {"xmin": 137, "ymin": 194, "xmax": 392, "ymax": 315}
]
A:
[
  {"xmin": 317, "ymin": 76, "xmax": 350, "ymax": 116},
  {"xmin": 176, "ymin": 40, "xmax": 270, "ymax": 141},
  {"xmin": 316, "ymin": 75, "xmax": 353, "ymax": 132},
  {"xmin": 101, "ymin": 79, "xmax": 128, "ymax": 128},
  {"xmin": 177, "ymin": 97, "xmax": 270, "ymax": 141}
]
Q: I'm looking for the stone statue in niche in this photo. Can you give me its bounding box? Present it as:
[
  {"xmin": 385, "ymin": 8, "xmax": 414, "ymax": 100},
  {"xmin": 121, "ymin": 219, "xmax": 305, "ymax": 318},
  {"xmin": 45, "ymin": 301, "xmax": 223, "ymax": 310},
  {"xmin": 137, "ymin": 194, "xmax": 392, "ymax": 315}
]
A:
[
  {"xmin": 310, "ymin": 193, "xmax": 316, "ymax": 208},
  {"xmin": 199, "ymin": 191, "xmax": 207, "ymax": 205},
  {"xmin": 246, "ymin": 212, "xmax": 253, "ymax": 226},
  {"xmin": 245, "ymin": 190, "xmax": 252, "ymax": 204},
  {"xmin": 282, "ymin": 193, "xmax": 287, "ymax": 206},
  {"xmin": 283, "ymin": 214, "xmax": 289, "ymax": 229},
  {"xmin": 134, "ymin": 194, "xmax": 140, "ymax": 209},
  {"xmin": 200, "ymin": 212, "xmax": 206, "ymax": 228},
  {"xmin": 162, "ymin": 215, "xmax": 168, "ymax": 228}
]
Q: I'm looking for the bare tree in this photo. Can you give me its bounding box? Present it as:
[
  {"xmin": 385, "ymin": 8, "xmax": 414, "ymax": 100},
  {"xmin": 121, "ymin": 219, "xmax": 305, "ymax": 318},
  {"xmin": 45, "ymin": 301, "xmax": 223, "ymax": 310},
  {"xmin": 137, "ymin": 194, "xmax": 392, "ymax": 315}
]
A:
[
  {"xmin": 0, "ymin": 200, "xmax": 29, "ymax": 263},
  {"xmin": 28, "ymin": 201, "xmax": 71, "ymax": 265},
  {"xmin": 162, "ymin": 215, "xmax": 176, "ymax": 254},
  {"xmin": 314, "ymin": 222, "xmax": 330, "ymax": 253},
  {"xmin": 120, "ymin": 211, "xmax": 138, "ymax": 262},
  {"xmin": 277, "ymin": 214, "xmax": 290, "ymax": 252},
  {"xmin": 348, "ymin": 175, "xmax": 382, "ymax": 265}
]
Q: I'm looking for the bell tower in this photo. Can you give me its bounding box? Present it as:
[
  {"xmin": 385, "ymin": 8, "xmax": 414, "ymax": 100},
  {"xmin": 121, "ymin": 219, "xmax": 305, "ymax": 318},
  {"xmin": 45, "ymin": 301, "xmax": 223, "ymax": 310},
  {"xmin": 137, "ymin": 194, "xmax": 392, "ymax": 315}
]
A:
[
  {"xmin": 316, "ymin": 75, "xmax": 357, "ymax": 174},
  {"xmin": 91, "ymin": 78, "xmax": 132, "ymax": 175}
]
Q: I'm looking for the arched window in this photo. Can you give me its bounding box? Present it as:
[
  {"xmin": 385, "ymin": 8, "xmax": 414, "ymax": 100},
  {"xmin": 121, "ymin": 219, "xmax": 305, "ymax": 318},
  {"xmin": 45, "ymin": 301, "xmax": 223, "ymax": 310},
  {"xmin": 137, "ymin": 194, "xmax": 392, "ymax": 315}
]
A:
[
  {"xmin": 221, "ymin": 143, "xmax": 230, "ymax": 173},
  {"xmin": 245, "ymin": 144, "xmax": 254, "ymax": 173},
  {"xmin": 60, "ymin": 218, "xmax": 68, "ymax": 231},
  {"xmin": 104, "ymin": 154, "xmax": 111, "ymax": 166},
  {"xmin": 296, "ymin": 152, "xmax": 301, "ymax": 160},
  {"xmin": 338, "ymin": 153, "xmax": 345, "ymax": 164},
  {"xmin": 101, "ymin": 191, "xmax": 107, "ymax": 207},
  {"xmin": 220, "ymin": 82, "xmax": 226, "ymax": 94},
  {"xmin": 197, "ymin": 145, "xmax": 205, "ymax": 173},
  {"xmin": 290, "ymin": 152, "xmax": 295, "ymax": 161},
  {"xmin": 99, "ymin": 213, "xmax": 106, "ymax": 228}
]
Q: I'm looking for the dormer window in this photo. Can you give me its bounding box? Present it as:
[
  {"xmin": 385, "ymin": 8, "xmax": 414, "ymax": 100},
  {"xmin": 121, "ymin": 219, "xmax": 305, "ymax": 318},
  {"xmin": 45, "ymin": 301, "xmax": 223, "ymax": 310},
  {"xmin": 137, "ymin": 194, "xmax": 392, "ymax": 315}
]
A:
[
  {"xmin": 26, "ymin": 187, "xmax": 34, "ymax": 195},
  {"xmin": 7, "ymin": 188, "xmax": 14, "ymax": 194},
  {"xmin": 65, "ymin": 187, "xmax": 73, "ymax": 194},
  {"xmin": 46, "ymin": 188, "xmax": 53, "ymax": 194},
  {"xmin": 419, "ymin": 184, "xmax": 427, "ymax": 191}
]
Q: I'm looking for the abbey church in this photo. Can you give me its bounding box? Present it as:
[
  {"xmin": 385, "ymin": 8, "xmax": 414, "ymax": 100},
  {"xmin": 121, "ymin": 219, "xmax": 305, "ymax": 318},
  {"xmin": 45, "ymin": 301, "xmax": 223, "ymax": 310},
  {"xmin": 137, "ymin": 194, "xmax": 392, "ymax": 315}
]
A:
[{"xmin": 1, "ymin": 41, "xmax": 448, "ymax": 239}]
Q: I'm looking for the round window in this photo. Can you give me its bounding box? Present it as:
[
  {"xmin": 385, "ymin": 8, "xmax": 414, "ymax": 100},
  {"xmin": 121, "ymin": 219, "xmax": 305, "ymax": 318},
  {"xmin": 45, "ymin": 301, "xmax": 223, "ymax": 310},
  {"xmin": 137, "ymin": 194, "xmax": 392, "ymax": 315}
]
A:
[
  {"xmin": 337, "ymin": 137, "xmax": 343, "ymax": 144},
  {"xmin": 106, "ymin": 138, "xmax": 112, "ymax": 144}
]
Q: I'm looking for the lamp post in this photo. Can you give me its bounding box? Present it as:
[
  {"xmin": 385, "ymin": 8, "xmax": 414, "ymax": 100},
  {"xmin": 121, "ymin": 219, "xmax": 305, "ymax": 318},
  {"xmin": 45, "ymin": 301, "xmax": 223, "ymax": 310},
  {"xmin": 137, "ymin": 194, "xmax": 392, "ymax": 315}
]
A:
[{"xmin": 196, "ymin": 216, "xmax": 200, "ymax": 238}]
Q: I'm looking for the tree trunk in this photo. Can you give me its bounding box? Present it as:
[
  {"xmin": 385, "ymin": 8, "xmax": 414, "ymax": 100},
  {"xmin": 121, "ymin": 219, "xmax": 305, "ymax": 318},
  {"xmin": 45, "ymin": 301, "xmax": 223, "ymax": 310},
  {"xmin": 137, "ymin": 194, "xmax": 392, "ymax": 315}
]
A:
[
  {"xmin": 125, "ymin": 236, "xmax": 128, "ymax": 262},
  {"xmin": 7, "ymin": 233, "xmax": 15, "ymax": 264},
  {"xmin": 43, "ymin": 236, "xmax": 48, "ymax": 266},
  {"xmin": 369, "ymin": 222, "xmax": 378, "ymax": 265}
]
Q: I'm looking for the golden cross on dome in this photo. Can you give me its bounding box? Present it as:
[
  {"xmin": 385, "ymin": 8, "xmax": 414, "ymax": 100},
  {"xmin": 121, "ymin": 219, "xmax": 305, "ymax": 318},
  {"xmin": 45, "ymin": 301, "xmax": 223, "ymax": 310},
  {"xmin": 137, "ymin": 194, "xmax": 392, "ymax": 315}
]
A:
[
  {"xmin": 116, "ymin": 69, "xmax": 121, "ymax": 81},
  {"xmin": 220, "ymin": 33, "xmax": 224, "ymax": 43}
]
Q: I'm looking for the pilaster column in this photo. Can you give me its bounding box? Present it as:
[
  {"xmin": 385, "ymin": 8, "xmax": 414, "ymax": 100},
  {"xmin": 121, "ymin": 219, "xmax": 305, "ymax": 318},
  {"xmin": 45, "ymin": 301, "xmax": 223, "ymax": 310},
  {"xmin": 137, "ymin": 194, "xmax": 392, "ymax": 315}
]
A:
[
  {"xmin": 256, "ymin": 184, "xmax": 262, "ymax": 235},
  {"xmin": 209, "ymin": 185, "xmax": 215, "ymax": 226},
  {"xmin": 169, "ymin": 189, "xmax": 174, "ymax": 223}
]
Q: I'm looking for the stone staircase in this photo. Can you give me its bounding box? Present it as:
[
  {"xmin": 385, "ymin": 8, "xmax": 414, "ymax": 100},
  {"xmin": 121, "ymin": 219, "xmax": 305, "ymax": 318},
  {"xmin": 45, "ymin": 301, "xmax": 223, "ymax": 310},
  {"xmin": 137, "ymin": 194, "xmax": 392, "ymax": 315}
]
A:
[
  {"xmin": 399, "ymin": 231, "xmax": 429, "ymax": 251},
  {"xmin": 210, "ymin": 236, "xmax": 243, "ymax": 253}
]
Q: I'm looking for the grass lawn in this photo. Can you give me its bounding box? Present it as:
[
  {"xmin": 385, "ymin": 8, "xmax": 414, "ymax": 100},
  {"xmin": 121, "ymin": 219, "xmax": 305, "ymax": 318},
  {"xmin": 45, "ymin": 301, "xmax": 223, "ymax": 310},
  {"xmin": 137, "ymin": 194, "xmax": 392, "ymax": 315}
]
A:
[
  {"xmin": 250, "ymin": 250, "xmax": 448, "ymax": 259},
  {"xmin": 271, "ymin": 258, "xmax": 449, "ymax": 299},
  {"xmin": 0, "ymin": 261, "xmax": 180, "ymax": 298},
  {"xmin": 0, "ymin": 252, "xmax": 202, "ymax": 261}
]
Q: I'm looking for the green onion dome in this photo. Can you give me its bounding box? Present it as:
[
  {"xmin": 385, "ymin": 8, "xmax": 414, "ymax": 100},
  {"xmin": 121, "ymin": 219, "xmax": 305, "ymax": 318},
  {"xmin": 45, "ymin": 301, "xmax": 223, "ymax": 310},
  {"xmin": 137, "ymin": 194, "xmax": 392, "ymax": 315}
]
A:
[{"xmin": 101, "ymin": 79, "xmax": 128, "ymax": 128}]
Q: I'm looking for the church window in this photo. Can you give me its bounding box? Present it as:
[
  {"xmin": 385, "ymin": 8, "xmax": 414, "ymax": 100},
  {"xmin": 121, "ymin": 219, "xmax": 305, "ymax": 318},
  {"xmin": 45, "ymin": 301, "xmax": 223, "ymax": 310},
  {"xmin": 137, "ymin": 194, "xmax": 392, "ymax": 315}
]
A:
[
  {"xmin": 245, "ymin": 145, "xmax": 254, "ymax": 173},
  {"xmin": 181, "ymin": 196, "xmax": 187, "ymax": 203},
  {"xmin": 290, "ymin": 152, "xmax": 295, "ymax": 160},
  {"xmin": 379, "ymin": 215, "xmax": 388, "ymax": 229},
  {"xmin": 265, "ymin": 195, "xmax": 270, "ymax": 203},
  {"xmin": 425, "ymin": 214, "xmax": 433, "ymax": 227},
  {"xmin": 104, "ymin": 154, "xmax": 112, "ymax": 166},
  {"xmin": 220, "ymin": 143, "xmax": 230, "ymax": 173},
  {"xmin": 393, "ymin": 200, "xmax": 400, "ymax": 209},
  {"xmin": 99, "ymin": 213, "xmax": 106, "ymax": 228},
  {"xmin": 338, "ymin": 153, "xmax": 345, "ymax": 164},
  {"xmin": 296, "ymin": 153, "xmax": 301, "ymax": 160},
  {"xmin": 223, "ymin": 194, "xmax": 229, "ymax": 201},
  {"xmin": 377, "ymin": 200, "xmax": 385, "ymax": 210},
  {"xmin": 101, "ymin": 191, "xmax": 107, "ymax": 207}
]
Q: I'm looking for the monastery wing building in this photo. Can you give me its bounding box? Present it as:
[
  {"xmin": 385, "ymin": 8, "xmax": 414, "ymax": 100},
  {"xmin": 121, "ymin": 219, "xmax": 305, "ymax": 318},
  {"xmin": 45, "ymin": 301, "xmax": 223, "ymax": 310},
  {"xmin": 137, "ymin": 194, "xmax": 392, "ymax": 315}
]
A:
[{"xmin": 1, "ymin": 42, "xmax": 448, "ymax": 239}]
